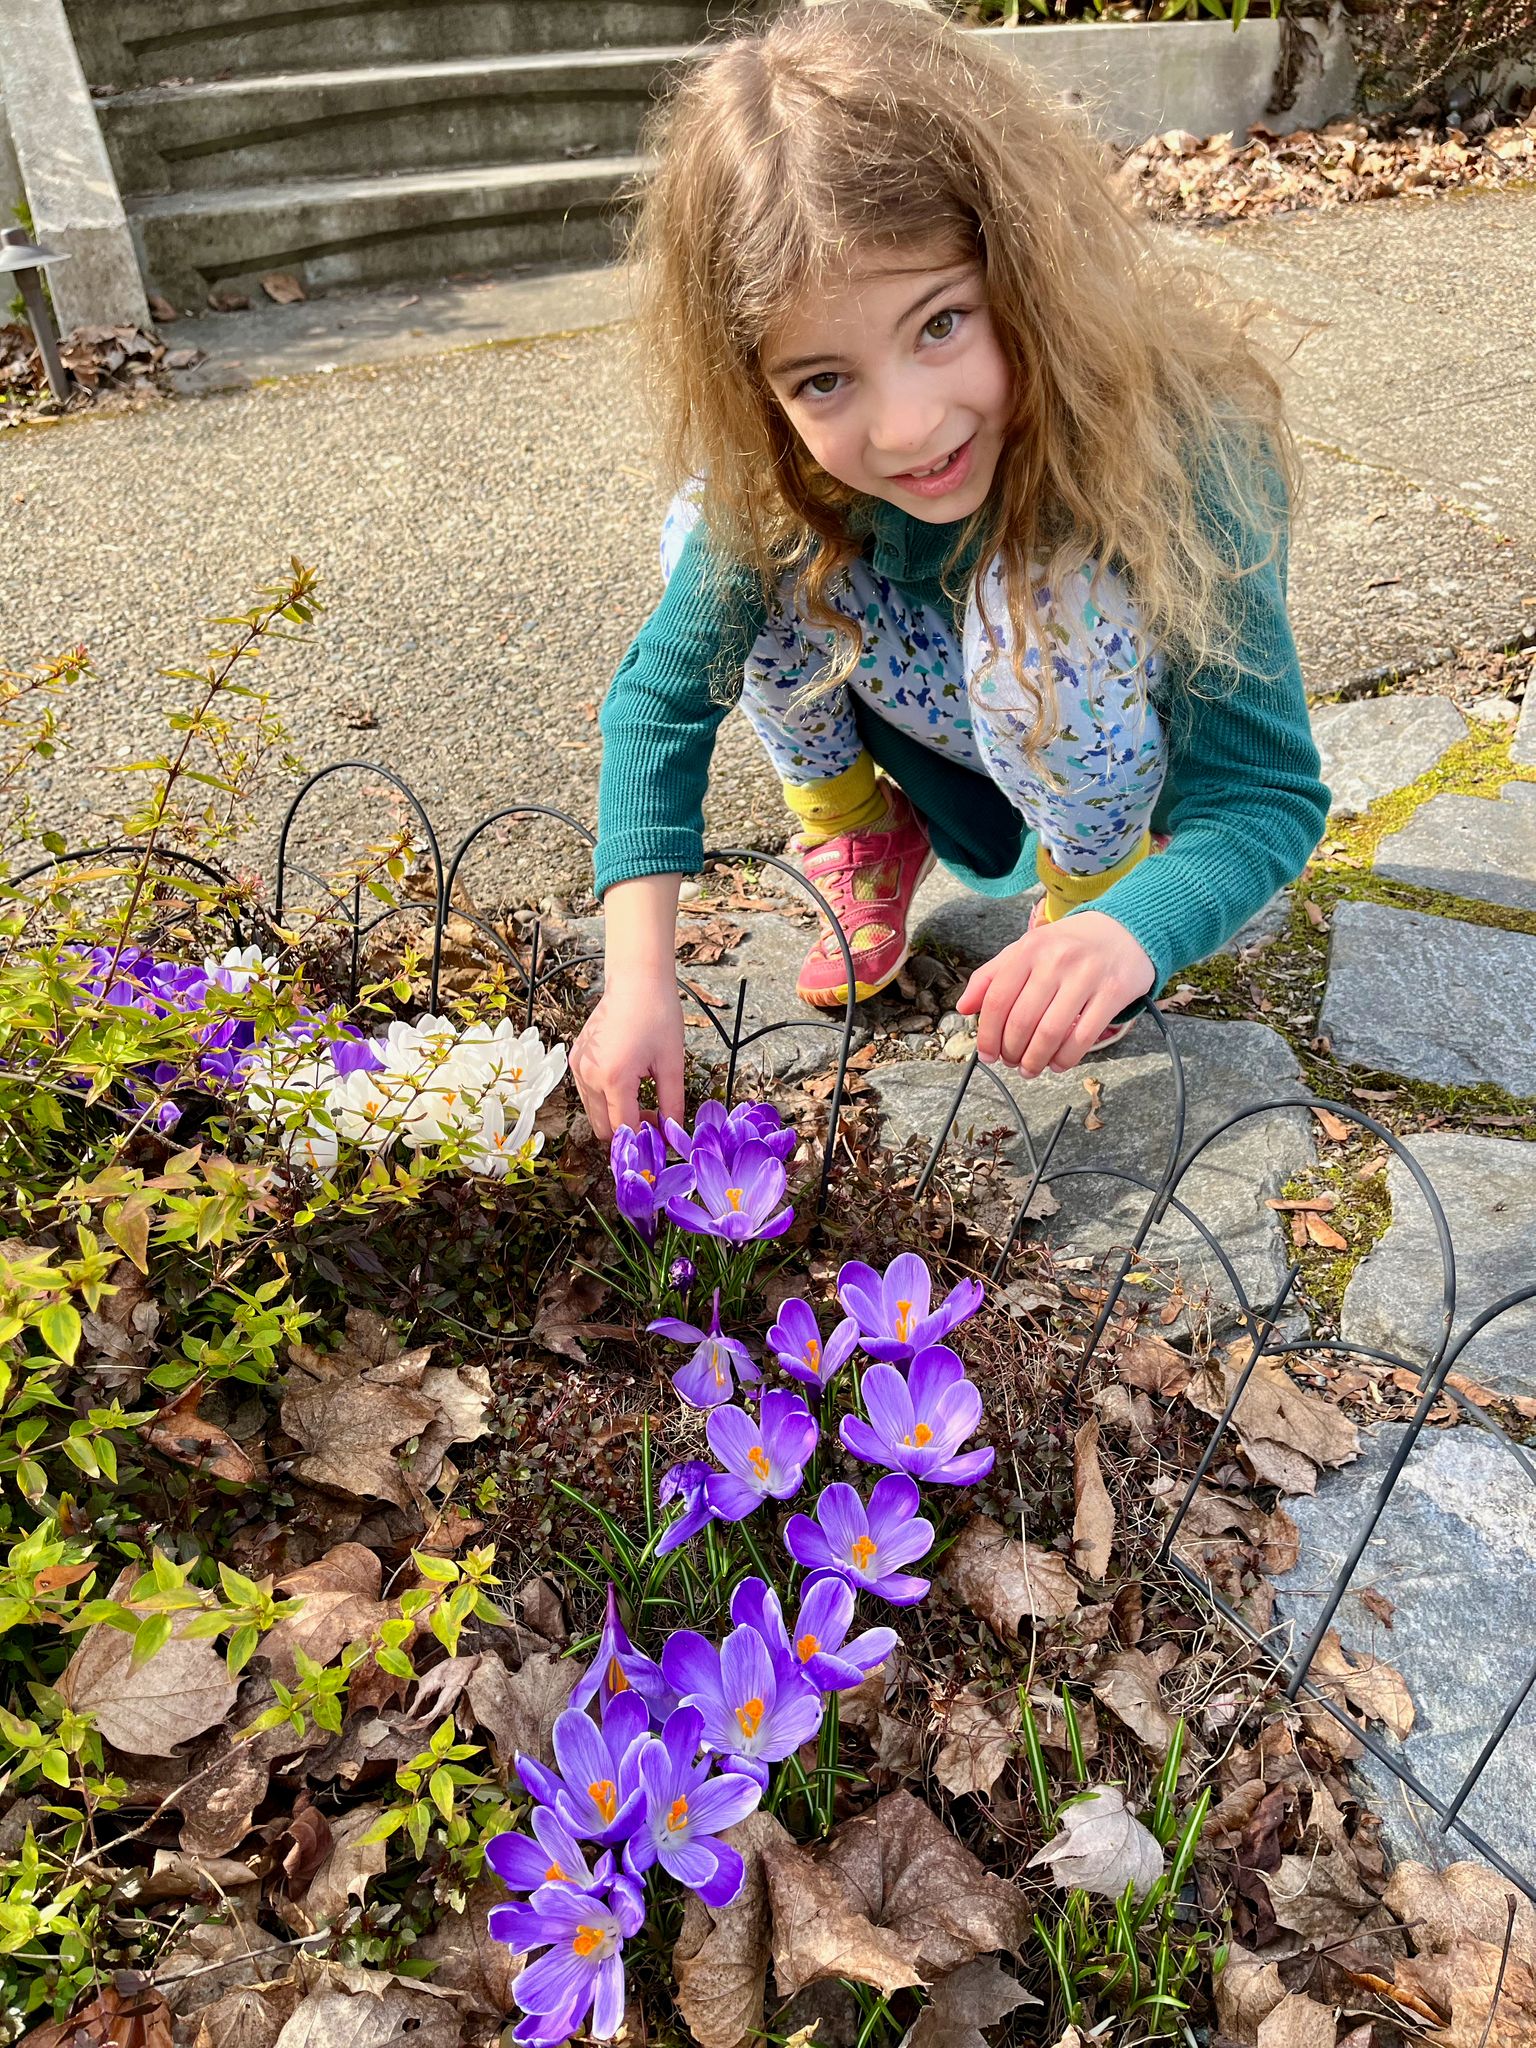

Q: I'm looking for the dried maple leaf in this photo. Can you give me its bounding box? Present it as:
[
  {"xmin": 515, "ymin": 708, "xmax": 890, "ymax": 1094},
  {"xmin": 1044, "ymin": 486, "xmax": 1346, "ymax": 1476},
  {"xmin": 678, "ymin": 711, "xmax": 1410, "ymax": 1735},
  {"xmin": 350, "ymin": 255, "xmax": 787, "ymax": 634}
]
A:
[
  {"xmin": 940, "ymin": 1514, "xmax": 1079, "ymax": 1638},
  {"xmin": 933, "ymin": 1686, "xmax": 1017, "ymax": 1800},
  {"xmin": 20, "ymin": 1980, "xmax": 174, "ymax": 2048},
  {"xmin": 299, "ymin": 1802, "xmax": 388, "ymax": 1929},
  {"xmin": 1185, "ymin": 1345, "xmax": 1358, "ymax": 1495},
  {"xmin": 146, "ymin": 1382, "xmax": 261, "ymax": 1486},
  {"xmin": 529, "ymin": 1268, "xmax": 614, "ymax": 1364},
  {"xmin": 1215, "ymin": 1943, "xmax": 1289, "ymax": 2043},
  {"xmin": 1309, "ymin": 1629, "xmax": 1414, "ymax": 1740},
  {"xmin": 1028, "ymin": 1786, "xmax": 1164, "ymax": 1900},
  {"xmin": 674, "ymin": 1811, "xmax": 791, "ymax": 2048},
  {"xmin": 259, "ymin": 271, "xmax": 306, "ymax": 304},
  {"xmin": 60, "ymin": 1619, "xmax": 238, "ymax": 1758},
  {"xmin": 260, "ymin": 1544, "xmax": 392, "ymax": 1686},
  {"xmin": 412, "ymin": 1876, "xmax": 524, "ymax": 2017},
  {"xmin": 1071, "ymin": 1417, "xmax": 1114, "ymax": 1581},
  {"xmin": 1091, "ymin": 1649, "xmax": 1176, "ymax": 1759},
  {"xmin": 905, "ymin": 1958, "xmax": 1040, "ymax": 2048},
  {"xmin": 1116, "ymin": 1334, "xmax": 1190, "ymax": 1397},
  {"xmin": 281, "ymin": 1343, "xmax": 438, "ymax": 1509},
  {"xmin": 463, "ymin": 1649, "xmax": 578, "ymax": 1773},
  {"xmin": 1255, "ymin": 1994, "xmax": 1338, "ymax": 2048}
]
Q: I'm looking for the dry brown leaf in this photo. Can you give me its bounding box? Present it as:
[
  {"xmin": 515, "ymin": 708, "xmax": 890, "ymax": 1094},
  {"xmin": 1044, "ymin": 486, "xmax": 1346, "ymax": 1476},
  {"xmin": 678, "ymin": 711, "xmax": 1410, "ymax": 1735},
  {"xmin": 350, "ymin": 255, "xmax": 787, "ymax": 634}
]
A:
[
  {"xmin": 300, "ymin": 1803, "xmax": 388, "ymax": 1928},
  {"xmin": 191, "ymin": 1982, "xmax": 299, "ymax": 2048},
  {"xmin": 147, "ymin": 1382, "xmax": 261, "ymax": 1486},
  {"xmin": 674, "ymin": 1811, "xmax": 791, "ymax": 2048},
  {"xmin": 1400, "ymin": 1934, "xmax": 1536, "ymax": 2048},
  {"xmin": 281, "ymin": 1331, "xmax": 438, "ymax": 1509},
  {"xmin": 1256, "ymin": 1994, "xmax": 1338, "ymax": 2048},
  {"xmin": 260, "ymin": 271, "xmax": 306, "ymax": 304},
  {"xmin": 411, "ymin": 1877, "xmax": 523, "ymax": 2017},
  {"xmin": 21, "ymin": 1981, "xmax": 175, "ymax": 2048},
  {"xmin": 518, "ymin": 1572, "xmax": 567, "ymax": 1643},
  {"xmin": 410, "ymin": 1362, "xmax": 491, "ymax": 1488},
  {"xmin": 81, "ymin": 1257, "xmax": 160, "ymax": 1382},
  {"xmin": 1091, "ymin": 1649, "xmax": 1176, "ymax": 1758},
  {"xmin": 465, "ymin": 1649, "xmax": 578, "ymax": 1772},
  {"xmin": 904, "ymin": 1957, "xmax": 1040, "ymax": 2048},
  {"xmin": 60, "ymin": 1621, "xmax": 238, "ymax": 1757},
  {"xmin": 933, "ymin": 1686, "xmax": 1017, "ymax": 1800},
  {"xmin": 529, "ymin": 1268, "xmax": 611, "ymax": 1364},
  {"xmin": 1358, "ymin": 1587, "xmax": 1395, "ymax": 1629},
  {"xmin": 261, "ymin": 1545, "xmax": 391, "ymax": 1686},
  {"xmin": 1117, "ymin": 1333, "xmax": 1191, "ymax": 1396},
  {"xmin": 276, "ymin": 1963, "xmax": 462, "ymax": 2047},
  {"xmin": 1082, "ymin": 1074, "xmax": 1105, "ymax": 1131},
  {"xmin": 1382, "ymin": 1860, "xmax": 1536, "ymax": 1961},
  {"xmin": 1304, "ymin": 1213, "xmax": 1350, "ymax": 1252},
  {"xmin": 940, "ymin": 1515, "xmax": 1079, "ymax": 1638},
  {"xmin": 765, "ymin": 1791, "xmax": 1028, "ymax": 2000},
  {"xmin": 1315, "ymin": 1108, "xmax": 1355, "ymax": 1149},
  {"xmin": 763, "ymin": 1836, "xmax": 924, "ymax": 2000},
  {"xmin": 1027, "ymin": 1786, "xmax": 1164, "ymax": 1900},
  {"xmin": 1309, "ymin": 1630, "xmax": 1414, "ymax": 1740},
  {"xmin": 1071, "ymin": 1417, "xmax": 1115, "ymax": 1580},
  {"xmin": 1266, "ymin": 1844, "xmax": 1375, "ymax": 1943},
  {"xmin": 1185, "ymin": 1346, "xmax": 1358, "ymax": 1494},
  {"xmin": 1216, "ymin": 1945, "xmax": 1289, "ymax": 2045}
]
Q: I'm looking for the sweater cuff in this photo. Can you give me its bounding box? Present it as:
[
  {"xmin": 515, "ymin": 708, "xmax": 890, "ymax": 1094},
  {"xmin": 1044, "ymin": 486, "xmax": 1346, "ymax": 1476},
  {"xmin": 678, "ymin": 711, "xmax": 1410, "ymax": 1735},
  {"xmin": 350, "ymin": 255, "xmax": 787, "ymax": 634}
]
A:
[{"xmin": 593, "ymin": 828, "xmax": 706, "ymax": 900}]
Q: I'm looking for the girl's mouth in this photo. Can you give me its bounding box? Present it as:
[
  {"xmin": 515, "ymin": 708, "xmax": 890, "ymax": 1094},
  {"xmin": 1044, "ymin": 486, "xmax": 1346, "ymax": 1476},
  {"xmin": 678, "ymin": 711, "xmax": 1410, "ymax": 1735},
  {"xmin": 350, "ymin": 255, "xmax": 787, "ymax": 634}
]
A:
[{"xmin": 887, "ymin": 436, "xmax": 975, "ymax": 499}]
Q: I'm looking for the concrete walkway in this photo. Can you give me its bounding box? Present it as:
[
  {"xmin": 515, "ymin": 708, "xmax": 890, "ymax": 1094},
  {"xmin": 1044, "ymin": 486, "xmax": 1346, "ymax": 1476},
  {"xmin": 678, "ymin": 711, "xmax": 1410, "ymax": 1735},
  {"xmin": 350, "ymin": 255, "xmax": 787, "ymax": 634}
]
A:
[{"xmin": 1, "ymin": 189, "xmax": 1533, "ymax": 903}]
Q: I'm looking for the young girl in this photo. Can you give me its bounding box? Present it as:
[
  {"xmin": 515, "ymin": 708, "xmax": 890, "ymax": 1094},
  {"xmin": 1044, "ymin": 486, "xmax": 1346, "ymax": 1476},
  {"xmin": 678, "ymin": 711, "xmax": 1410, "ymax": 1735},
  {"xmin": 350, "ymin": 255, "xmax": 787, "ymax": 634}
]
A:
[{"xmin": 571, "ymin": 0, "xmax": 1327, "ymax": 1144}]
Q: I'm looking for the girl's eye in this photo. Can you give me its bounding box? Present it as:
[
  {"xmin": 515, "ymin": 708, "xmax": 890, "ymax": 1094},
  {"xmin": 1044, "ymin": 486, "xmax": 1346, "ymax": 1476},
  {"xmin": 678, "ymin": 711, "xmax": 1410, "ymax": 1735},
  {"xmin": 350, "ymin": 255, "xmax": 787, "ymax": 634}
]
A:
[
  {"xmin": 797, "ymin": 370, "xmax": 842, "ymax": 399},
  {"xmin": 923, "ymin": 308, "xmax": 963, "ymax": 343}
]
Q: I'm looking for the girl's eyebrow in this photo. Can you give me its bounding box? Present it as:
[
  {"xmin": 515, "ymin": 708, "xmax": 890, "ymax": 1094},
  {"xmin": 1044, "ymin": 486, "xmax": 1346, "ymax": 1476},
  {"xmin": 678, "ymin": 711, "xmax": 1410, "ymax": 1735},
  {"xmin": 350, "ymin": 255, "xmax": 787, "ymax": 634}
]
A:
[{"xmin": 766, "ymin": 266, "xmax": 978, "ymax": 382}]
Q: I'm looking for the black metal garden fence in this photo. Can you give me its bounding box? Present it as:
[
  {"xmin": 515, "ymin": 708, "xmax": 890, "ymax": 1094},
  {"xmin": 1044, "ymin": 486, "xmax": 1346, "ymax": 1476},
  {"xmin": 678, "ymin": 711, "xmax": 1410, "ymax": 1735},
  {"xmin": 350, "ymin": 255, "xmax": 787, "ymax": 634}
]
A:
[{"xmin": 28, "ymin": 760, "xmax": 1536, "ymax": 1900}]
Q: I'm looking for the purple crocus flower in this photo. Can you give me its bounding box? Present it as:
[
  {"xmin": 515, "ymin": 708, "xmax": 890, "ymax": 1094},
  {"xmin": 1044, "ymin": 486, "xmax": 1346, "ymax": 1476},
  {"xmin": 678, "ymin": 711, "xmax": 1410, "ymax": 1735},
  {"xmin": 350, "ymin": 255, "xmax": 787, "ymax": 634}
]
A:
[
  {"xmin": 655, "ymin": 1460, "xmax": 716, "ymax": 1556},
  {"xmin": 840, "ymin": 1346, "xmax": 995, "ymax": 1487},
  {"xmin": 660, "ymin": 1623, "xmax": 823, "ymax": 1787},
  {"xmin": 486, "ymin": 1804, "xmax": 613, "ymax": 1900},
  {"xmin": 767, "ymin": 1297, "xmax": 861, "ymax": 1392},
  {"xmin": 610, "ymin": 1123, "xmax": 690, "ymax": 1245},
  {"xmin": 669, "ymin": 1256, "xmax": 696, "ymax": 1293},
  {"xmin": 494, "ymin": 1872, "xmax": 645, "ymax": 2044},
  {"xmin": 569, "ymin": 1585, "xmax": 670, "ymax": 1716},
  {"xmin": 665, "ymin": 1099, "xmax": 797, "ymax": 1170},
  {"xmin": 648, "ymin": 1289, "xmax": 760, "ymax": 1410},
  {"xmin": 703, "ymin": 1391, "xmax": 817, "ymax": 1524},
  {"xmin": 665, "ymin": 1141, "xmax": 794, "ymax": 1245},
  {"xmin": 516, "ymin": 1694, "xmax": 649, "ymax": 1845},
  {"xmin": 837, "ymin": 1252, "xmax": 984, "ymax": 1366},
  {"xmin": 785, "ymin": 1476, "xmax": 935, "ymax": 1608},
  {"xmin": 623, "ymin": 1704, "xmax": 761, "ymax": 1907},
  {"xmin": 731, "ymin": 1574, "xmax": 898, "ymax": 1696}
]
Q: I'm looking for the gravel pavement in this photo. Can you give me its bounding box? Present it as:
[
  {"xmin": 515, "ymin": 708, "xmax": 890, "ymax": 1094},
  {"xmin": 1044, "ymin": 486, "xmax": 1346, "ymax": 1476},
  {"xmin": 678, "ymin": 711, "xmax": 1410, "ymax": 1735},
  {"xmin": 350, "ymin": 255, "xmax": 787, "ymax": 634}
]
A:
[{"xmin": 3, "ymin": 194, "xmax": 1533, "ymax": 904}]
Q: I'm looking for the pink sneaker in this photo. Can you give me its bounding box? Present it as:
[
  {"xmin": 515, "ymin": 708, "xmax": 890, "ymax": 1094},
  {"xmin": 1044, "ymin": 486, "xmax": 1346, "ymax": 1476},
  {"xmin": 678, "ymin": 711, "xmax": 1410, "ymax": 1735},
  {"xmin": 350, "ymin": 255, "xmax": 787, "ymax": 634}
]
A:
[{"xmin": 796, "ymin": 786, "xmax": 934, "ymax": 1008}]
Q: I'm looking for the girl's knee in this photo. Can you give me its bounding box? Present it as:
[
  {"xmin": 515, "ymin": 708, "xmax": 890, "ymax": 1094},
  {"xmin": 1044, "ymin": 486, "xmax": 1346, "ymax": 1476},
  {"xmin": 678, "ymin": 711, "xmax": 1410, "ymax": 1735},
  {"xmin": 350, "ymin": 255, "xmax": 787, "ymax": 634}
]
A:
[{"xmin": 963, "ymin": 552, "xmax": 1154, "ymax": 695}]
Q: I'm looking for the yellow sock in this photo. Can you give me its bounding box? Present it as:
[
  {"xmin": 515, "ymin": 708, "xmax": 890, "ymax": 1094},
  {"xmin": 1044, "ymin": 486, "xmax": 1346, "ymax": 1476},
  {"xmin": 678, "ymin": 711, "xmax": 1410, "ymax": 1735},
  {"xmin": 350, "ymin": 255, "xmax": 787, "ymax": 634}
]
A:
[
  {"xmin": 1036, "ymin": 828, "xmax": 1154, "ymax": 923},
  {"xmin": 783, "ymin": 754, "xmax": 892, "ymax": 848}
]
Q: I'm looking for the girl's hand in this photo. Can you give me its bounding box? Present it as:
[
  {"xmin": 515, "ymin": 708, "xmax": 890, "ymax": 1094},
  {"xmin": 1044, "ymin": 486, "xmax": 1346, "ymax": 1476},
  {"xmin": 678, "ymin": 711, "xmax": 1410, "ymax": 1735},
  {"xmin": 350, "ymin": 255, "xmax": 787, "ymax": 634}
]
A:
[
  {"xmin": 954, "ymin": 910, "xmax": 1156, "ymax": 1078},
  {"xmin": 571, "ymin": 979, "xmax": 687, "ymax": 1144},
  {"xmin": 573, "ymin": 872, "xmax": 687, "ymax": 1141}
]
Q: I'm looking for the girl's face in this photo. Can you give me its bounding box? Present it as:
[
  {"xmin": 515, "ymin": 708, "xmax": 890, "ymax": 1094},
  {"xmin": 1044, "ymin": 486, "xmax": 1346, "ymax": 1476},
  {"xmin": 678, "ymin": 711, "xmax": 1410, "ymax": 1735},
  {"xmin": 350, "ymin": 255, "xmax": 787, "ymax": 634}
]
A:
[{"xmin": 761, "ymin": 246, "xmax": 1012, "ymax": 524}]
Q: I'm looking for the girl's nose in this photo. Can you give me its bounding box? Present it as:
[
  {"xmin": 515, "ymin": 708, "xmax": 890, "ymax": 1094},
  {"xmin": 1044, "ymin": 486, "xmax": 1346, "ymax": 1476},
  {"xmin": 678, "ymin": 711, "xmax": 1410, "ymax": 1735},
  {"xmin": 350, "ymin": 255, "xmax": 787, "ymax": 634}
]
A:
[{"xmin": 866, "ymin": 383, "xmax": 948, "ymax": 460}]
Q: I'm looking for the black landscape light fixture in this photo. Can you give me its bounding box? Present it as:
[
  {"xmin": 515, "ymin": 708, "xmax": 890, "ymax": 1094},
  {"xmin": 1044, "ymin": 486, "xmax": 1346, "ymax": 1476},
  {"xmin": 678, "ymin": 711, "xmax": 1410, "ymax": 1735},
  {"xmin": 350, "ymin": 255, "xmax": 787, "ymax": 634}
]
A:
[{"xmin": 1, "ymin": 224, "xmax": 70, "ymax": 402}]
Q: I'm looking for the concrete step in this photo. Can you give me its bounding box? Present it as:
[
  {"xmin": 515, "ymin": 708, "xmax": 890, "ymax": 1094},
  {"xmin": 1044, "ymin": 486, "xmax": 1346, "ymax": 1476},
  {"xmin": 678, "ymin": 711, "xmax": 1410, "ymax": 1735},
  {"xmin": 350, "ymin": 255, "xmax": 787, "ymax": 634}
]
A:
[
  {"xmin": 100, "ymin": 51, "xmax": 693, "ymax": 194},
  {"xmin": 126, "ymin": 155, "xmax": 647, "ymax": 310},
  {"xmin": 68, "ymin": 0, "xmax": 746, "ymax": 86}
]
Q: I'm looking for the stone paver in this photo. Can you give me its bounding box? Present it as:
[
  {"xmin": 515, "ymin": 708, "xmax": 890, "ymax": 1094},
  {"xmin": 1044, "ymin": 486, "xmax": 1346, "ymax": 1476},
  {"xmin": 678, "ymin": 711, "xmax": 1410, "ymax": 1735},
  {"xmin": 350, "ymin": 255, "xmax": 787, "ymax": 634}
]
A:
[
  {"xmin": 868, "ymin": 1017, "xmax": 1314, "ymax": 1336},
  {"xmin": 1309, "ymin": 696, "xmax": 1466, "ymax": 816},
  {"xmin": 1275, "ymin": 1422, "xmax": 1536, "ymax": 1882},
  {"xmin": 1375, "ymin": 783, "xmax": 1536, "ymax": 911},
  {"xmin": 1318, "ymin": 901, "xmax": 1536, "ymax": 1100},
  {"xmin": 1342, "ymin": 1133, "xmax": 1536, "ymax": 1397},
  {"xmin": 1515, "ymin": 691, "xmax": 1536, "ymax": 770}
]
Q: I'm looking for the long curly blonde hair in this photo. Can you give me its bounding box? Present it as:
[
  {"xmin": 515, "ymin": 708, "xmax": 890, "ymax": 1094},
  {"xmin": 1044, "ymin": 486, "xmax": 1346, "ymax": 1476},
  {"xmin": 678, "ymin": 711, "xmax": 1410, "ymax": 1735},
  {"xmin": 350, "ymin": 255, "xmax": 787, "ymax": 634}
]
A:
[{"xmin": 628, "ymin": 0, "xmax": 1303, "ymax": 753}]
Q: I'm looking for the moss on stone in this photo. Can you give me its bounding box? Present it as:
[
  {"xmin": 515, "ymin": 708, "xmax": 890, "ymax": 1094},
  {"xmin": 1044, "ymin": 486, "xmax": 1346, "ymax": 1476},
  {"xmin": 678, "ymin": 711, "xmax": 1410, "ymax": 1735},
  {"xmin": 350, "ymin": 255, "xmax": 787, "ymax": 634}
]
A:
[{"xmin": 1275, "ymin": 1152, "xmax": 1397, "ymax": 1333}]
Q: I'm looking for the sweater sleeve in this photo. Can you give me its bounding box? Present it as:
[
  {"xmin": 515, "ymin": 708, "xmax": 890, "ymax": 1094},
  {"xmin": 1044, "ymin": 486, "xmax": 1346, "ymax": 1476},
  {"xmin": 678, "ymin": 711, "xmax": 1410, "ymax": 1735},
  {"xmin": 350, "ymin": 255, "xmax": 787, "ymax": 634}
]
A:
[
  {"xmin": 594, "ymin": 519, "xmax": 768, "ymax": 898},
  {"xmin": 1085, "ymin": 466, "xmax": 1330, "ymax": 989}
]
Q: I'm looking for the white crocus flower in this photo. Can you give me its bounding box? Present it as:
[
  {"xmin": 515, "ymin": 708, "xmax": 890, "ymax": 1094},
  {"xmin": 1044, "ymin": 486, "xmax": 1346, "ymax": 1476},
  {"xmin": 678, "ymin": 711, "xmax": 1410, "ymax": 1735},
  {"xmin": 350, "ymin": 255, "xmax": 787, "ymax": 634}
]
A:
[
  {"xmin": 329, "ymin": 1066, "xmax": 405, "ymax": 1152},
  {"xmin": 460, "ymin": 1093, "xmax": 542, "ymax": 1179},
  {"xmin": 205, "ymin": 943, "xmax": 280, "ymax": 994}
]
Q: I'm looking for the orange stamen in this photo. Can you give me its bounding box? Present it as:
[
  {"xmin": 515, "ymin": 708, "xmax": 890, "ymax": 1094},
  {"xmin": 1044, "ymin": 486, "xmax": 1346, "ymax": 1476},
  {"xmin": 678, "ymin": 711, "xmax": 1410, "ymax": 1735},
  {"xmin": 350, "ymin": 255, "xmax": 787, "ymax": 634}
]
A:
[
  {"xmin": 607, "ymin": 1657, "xmax": 629, "ymax": 1693},
  {"xmin": 895, "ymin": 1301, "xmax": 912, "ymax": 1341},
  {"xmin": 851, "ymin": 1536, "xmax": 877, "ymax": 1570},
  {"xmin": 545, "ymin": 1860, "xmax": 567, "ymax": 1882},
  {"xmin": 573, "ymin": 1925, "xmax": 604, "ymax": 1958},
  {"xmin": 725, "ymin": 1188, "xmax": 744, "ymax": 1211},
  {"xmin": 904, "ymin": 1423, "xmax": 933, "ymax": 1447},
  {"xmin": 588, "ymin": 1779, "xmax": 618, "ymax": 1823},
  {"xmin": 796, "ymin": 1632, "xmax": 820, "ymax": 1663},
  {"xmin": 735, "ymin": 1696, "xmax": 765, "ymax": 1739},
  {"xmin": 667, "ymin": 1795, "xmax": 690, "ymax": 1833},
  {"xmin": 748, "ymin": 1445, "xmax": 771, "ymax": 1480}
]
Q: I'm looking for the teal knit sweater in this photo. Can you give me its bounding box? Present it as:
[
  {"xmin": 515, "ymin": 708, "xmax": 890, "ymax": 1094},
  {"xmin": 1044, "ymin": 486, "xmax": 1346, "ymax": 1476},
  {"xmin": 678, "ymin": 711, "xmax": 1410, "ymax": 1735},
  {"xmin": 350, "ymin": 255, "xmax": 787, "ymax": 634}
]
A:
[{"xmin": 596, "ymin": 478, "xmax": 1328, "ymax": 993}]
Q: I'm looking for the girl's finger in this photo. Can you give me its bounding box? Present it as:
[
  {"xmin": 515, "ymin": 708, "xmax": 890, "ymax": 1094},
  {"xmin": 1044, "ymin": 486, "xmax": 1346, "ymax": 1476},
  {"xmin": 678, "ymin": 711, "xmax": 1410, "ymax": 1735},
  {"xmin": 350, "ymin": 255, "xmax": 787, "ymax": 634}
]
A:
[
  {"xmin": 1049, "ymin": 989, "xmax": 1129, "ymax": 1073},
  {"xmin": 654, "ymin": 1043, "xmax": 687, "ymax": 1130},
  {"xmin": 954, "ymin": 962, "xmax": 994, "ymax": 1017},
  {"xmin": 1017, "ymin": 981, "xmax": 1092, "ymax": 1077},
  {"xmin": 998, "ymin": 965, "xmax": 1063, "ymax": 1069},
  {"xmin": 975, "ymin": 954, "xmax": 1034, "ymax": 1062}
]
